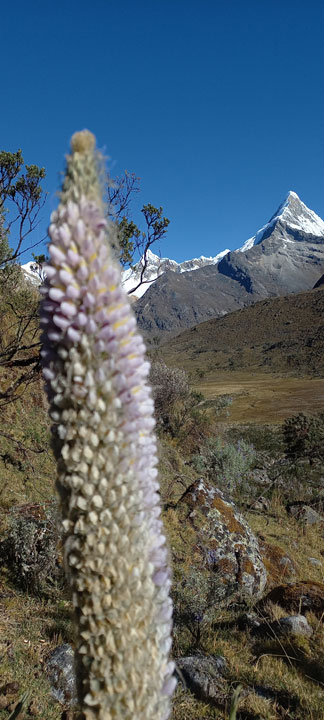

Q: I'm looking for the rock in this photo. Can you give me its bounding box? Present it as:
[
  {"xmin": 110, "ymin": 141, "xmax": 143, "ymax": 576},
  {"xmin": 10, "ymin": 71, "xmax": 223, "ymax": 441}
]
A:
[
  {"xmin": 259, "ymin": 581, "xmax": 324, "ymax": 618},
  {"xmin": 46, "ymin": 644, "xmax": 77, "ymax": 706},
  {"xmin": 259, "ymin": 541, "xmax": 297, "ymax": 584},
  {"xmin": 277, "ymin": 615, "xmax": 313, "ymax": 637},
  {"xmin": 238, "ymin": 612, "xmax": 262, "ymax": 632},
  {"xmin": 0, "ymin": 682, "xmax": 20, "ymax": 694},
  {"xmin": 251, "ymin": 496, "xmax": 270, "ymax": 511},
  {"xmin": 175, "ymin": 655, "xmax": 227, "ymax": 703},
  {"xmin": 252, "ymin": 614, "xmax": 313, "ymax": 639},
  {"xmin": 176, "ymin": 479, "xmax": 267, "ymax": 602},
  {"xmin": 249, "ymin": 470, "xmax": 272, "ymax": 487},
  {"xmin": 308, "ymin": 557, "xmax": 322, "ymax": 567},
  {"xmin": 287, "ymin": 503, "xmax": 323, "ymax": 525}
]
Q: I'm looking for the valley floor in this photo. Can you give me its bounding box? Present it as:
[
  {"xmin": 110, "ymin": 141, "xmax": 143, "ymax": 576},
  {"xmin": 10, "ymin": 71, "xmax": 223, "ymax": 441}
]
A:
[{"xmin": 194, "ymin": 371, "xmax": 324, "ymax": 424}]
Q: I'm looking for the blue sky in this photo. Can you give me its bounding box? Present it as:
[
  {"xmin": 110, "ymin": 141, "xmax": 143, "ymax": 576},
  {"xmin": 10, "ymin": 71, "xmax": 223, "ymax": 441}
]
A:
[{"xmin": 2, "ymin": 0, "xmax": 324, "ymax": 263}]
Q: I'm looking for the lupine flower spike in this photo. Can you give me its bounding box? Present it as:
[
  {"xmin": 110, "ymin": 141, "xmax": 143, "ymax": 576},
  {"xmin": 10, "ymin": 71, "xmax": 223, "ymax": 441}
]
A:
[{"xmin": 40, "ymin": 130, "xmax": 176, "ymax": 720}]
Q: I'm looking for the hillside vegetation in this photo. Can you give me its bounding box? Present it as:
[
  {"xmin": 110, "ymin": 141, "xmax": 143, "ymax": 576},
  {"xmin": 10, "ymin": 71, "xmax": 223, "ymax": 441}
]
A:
[
  {"xmin": 1, "ymin": 272, "xmax": 324, "ymax": 720},
  {"xmin": 160, "ymin": 285, "xmax": 324, "ymax": 378}
]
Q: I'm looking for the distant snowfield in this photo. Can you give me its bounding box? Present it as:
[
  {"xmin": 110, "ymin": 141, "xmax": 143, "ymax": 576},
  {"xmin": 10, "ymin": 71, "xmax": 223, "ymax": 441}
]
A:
[{"xmin": 21, "ymin": 191, "xmax": 324, "ymax": 297}]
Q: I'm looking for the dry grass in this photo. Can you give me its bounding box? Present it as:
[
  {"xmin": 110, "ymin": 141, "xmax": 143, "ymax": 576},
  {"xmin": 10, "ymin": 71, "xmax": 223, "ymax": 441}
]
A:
[
  {"xmin": 247, "ymin": 505, "xmax": 324, "ymax": 585},
  {"xmin": 193, "ymin": 371, "xmax": 324, "ymax": 424},
  {"xmin": 0, "ymin": 588, "xmax": 74, "ymax": 719}
]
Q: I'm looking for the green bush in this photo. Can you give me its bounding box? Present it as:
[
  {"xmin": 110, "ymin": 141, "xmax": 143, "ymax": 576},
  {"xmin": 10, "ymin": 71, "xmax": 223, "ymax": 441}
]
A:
[
  {"xmin": 226, "ymin": 423, "xmax": 283, "ymax": 455},
  {"xmin": 191, "ymin": 437, "xmax": 256, "ymax": 495},
  {"xmin": 283, "ymin": 412, "xmax": 324, "ymax": 465},
  {"xmin": 172, "ymin": 563, "xmax": 233, "ymax": 649},
  {"xmin": 149, "ymin": 361, "xmax": 213, "ymax": 449},
  {"xmin": 0, "ymin": 502, "xmax": 64, "ymax": 597}
]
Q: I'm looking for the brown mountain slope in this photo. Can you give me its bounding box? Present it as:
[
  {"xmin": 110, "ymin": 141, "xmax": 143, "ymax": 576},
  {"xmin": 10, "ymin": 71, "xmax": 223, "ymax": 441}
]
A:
[{"xmin": 160, "ymin": 286, "xmax": 324, "ymax": 378}]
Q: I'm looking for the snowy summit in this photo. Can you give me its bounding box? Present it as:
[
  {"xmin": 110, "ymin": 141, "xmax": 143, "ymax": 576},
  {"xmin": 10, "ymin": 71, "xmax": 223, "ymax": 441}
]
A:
[{"xmin": 237, "ymin": 191, "xmax": 324, "ymax": 253}]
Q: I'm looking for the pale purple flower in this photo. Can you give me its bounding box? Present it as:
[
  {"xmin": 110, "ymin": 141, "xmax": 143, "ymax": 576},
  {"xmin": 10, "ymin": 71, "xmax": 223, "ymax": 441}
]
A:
[{"xmin": 40, "ymin": 130, "xmax": 175, "ymax": 720}]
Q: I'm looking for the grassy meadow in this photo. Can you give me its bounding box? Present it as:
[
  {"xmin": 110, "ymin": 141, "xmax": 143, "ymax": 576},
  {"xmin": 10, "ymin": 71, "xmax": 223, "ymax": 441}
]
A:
[{"xmin": 193, "ymin": 371, "xmax": 324, "ymax": 424}]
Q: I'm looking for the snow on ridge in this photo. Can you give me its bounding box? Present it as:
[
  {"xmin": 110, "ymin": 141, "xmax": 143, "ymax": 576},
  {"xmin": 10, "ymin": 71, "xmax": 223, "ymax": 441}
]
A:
[
  {"xmin": 122, "ymin": 247, "xmax": 230, "ymax": 296},
  {"xmin": 21, "ymin": 261, "xmax": 46, "ymax": 284}
]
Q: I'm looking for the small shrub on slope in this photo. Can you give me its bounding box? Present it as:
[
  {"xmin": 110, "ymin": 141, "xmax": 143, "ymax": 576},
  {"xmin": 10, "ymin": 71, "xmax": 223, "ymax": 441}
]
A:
[
  {"xmin": 191, "ymin": 437, "xmax": 256, "ymax": 496},
  {"xmin": 150, "ymin": 360, "xmax": 212, "ymax": 449},
  {"xmin": 0, "ymin": 502, "xmax": 64, "ymax": 597},
  {"xmin": 283, "ymin": 411, "xmax": 324, "ymax": 465},
  {"xmin": 150, "ymin": 361, "xmax": 190, "ymax": 427}
]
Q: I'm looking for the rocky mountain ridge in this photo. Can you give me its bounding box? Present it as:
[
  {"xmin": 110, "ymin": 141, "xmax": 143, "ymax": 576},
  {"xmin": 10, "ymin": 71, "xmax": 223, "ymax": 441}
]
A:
[
  {"xmin": 135, "ymin": 192, "xmax": 324, "ymax": 336},
  {"xmin": 21, "ymin": 191, "xmax": 324, "ymax": 338},
  {"xmin": 22, "ymin": 247, "xmax": 231, "ymax": 295}
]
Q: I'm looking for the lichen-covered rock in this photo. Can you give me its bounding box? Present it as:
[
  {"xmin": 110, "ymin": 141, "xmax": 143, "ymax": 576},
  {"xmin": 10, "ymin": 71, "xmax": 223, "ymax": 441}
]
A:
[
  {"xmin": 46, "ymin": 644, "xmax": 78, "ymax": 706},
  {"xmin": 176, "ymin": 479, "xmax": 267, "ymax": 602},
  {"xmin": 175, "ymin": 655, "xmax": 227, "ymax": 704}
]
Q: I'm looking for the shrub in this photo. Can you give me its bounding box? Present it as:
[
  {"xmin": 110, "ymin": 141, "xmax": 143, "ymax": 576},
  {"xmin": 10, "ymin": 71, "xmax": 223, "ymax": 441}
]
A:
[
  {"xmin": 283, "ymin": 412, "xmax": 324, "ymax": 465},
  {"xmin": 149, "ymin": 361, "xmax": 217, "ymax": 451},
  {"xmin": 149, "ymin": 361, "xmax": 190, "ymax": 426},
  {"xmin": 0, "ymin": 502, "xmax": 64, "ymax": 597},
  {"xmin": 191, "ymin": 437, "xmax": 256, "ymax": 495},
  {"xmin": 226, "ymin": 423, "xmax": 283, "ymax": 455},
  {"xmin": 172, "ymin": 563, "xmax": 232, "ymax": 648}
]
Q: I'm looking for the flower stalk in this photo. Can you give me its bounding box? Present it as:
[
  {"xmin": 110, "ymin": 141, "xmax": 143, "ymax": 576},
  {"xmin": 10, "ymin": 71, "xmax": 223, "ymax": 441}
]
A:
[{"xmin": 40, "ymin": 130, "xmax": 175, "ymax": 719}]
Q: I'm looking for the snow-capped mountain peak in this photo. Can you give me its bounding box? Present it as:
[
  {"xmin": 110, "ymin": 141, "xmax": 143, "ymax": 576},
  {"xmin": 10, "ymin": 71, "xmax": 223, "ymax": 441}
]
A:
[
  {"xmin": 273, "ymin": 190, "xmax": 324, "ymax": 236},
  {"xmin": 20, "ymin": 191, "xmax": 324, "ymax": 300},
  {"xmin": 21, "ymin": 260, "xmax": 46, "ymax": 284},
  {"xmin": 237, "ymin": 190, "xmax": 324, "ymax": 253}
]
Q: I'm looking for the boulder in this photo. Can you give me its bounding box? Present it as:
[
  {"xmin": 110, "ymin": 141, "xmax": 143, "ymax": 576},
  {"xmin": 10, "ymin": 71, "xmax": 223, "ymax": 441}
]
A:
[
  {"xmin": 249, "ymin": 469, "xmax": 272, "ymax": 487},
  {"xmin": 238, "ymin": 612, "xmax": 263, "ymax": 632},
  {"xmin": 176, "ymin": 479, "xmax": 267, "ymax": 602},
  {"xmin": 254, "ymin": 614, "xmax": 313, "ymax": 639},
  {"xmin": 259, "ymin": 581, "xmax": 324, "ymax": 618},
  {"xmin": 175, "ymin": 655, "xmax": 227, "ymax": 704},
  {"xmin": 277, "ymin": 615, "xmax": 313, "ymax": 637},
  {"xmin": 287, "ymin": 503, "xmax": 323, "ymax": 525},
  {"xmin": 251, "ymin": 496, "xmax": 270, "ymax": 512}
]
